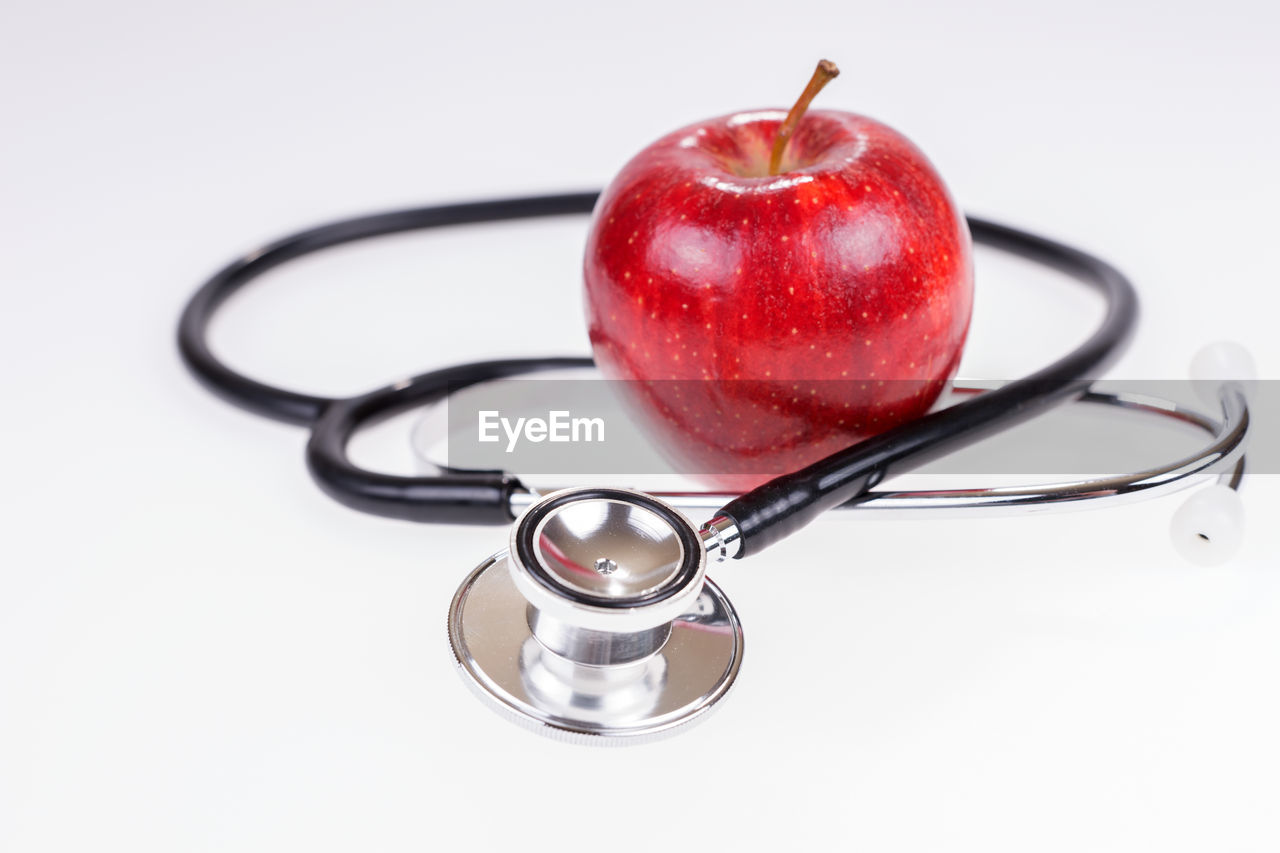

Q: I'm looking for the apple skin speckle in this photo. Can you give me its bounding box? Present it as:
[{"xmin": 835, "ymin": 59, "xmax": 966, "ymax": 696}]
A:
[{"xmin": 584, "ymin": 108, "xmax": 973, "ymax": 488}]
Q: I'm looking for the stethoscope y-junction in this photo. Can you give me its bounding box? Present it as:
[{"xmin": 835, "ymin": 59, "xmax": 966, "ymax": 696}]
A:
[{"xmin": 178, "ymin": 192, "xmax": 1252, "ymax": 742}]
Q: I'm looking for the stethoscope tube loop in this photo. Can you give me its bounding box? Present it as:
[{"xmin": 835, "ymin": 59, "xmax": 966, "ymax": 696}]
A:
[
  {"xmin": 177, "ymin": 193, "xmax": 597, "ymax": 524},
  {"xmin": 176, "ymin": 193, "xmax": 1138, "ymax": 544}
]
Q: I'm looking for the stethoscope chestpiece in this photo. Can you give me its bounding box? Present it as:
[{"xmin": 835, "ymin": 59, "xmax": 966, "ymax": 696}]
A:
[{"xmin": 447, "ymin": 487, "xmax": 744, "ymax": 744}]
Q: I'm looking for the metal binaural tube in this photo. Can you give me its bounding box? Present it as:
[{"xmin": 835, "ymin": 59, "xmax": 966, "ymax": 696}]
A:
[{"xmin": 506, "ymin": 382, "xmax": 1250, "ymax": 523}]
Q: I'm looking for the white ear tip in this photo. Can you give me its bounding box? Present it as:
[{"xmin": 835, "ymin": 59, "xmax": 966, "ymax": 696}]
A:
[
  {"xmin": 1190, "ymin": 342, "xmax": 1257, "ymax": 404},
  {"xmin": 1170, "ymin": 484, "xmax": 1245, "ymax": 566}
]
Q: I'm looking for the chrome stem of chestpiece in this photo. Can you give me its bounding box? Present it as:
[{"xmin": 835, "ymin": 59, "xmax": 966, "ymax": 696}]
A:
[{"xmin": 448, "ymin": 487, "xmax": 745, "ymax": 744}]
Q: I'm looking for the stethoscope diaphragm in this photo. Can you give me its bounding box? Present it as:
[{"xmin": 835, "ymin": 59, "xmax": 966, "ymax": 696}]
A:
[{"xmin": 446, "ymin": 488, "xmax": 744, "ymax": 743}]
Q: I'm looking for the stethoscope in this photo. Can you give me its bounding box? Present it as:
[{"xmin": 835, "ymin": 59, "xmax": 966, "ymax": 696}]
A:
[{"xmin": 178, "ymin": 191, "xmax": 1253, "ymax": 743}]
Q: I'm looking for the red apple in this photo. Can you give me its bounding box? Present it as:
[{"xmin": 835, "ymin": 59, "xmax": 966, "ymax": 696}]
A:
[{"xmin": 583, "ymin": 62, "xmax": 973, "ymax": 487}]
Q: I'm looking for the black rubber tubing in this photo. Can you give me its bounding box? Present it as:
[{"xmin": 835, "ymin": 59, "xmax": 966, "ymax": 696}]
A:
[
  {"xmin": 177, "ymin": 194, "xmax": 598, "ymax": 524},
  {"xmin": 176, "ymin": 192, "xmax": 1137, "ymax": 540}
]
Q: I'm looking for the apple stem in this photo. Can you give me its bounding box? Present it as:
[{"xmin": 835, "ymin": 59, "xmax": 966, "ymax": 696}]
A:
[{"xmin": 768, "ymin": 59, "xmax": 840, "ymax": 177}]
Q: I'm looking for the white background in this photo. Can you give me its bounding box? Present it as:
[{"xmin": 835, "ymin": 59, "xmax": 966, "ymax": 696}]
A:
[{"xmin": 3, "ymin": 0, "xmax": 1278, "ymax": 850}]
